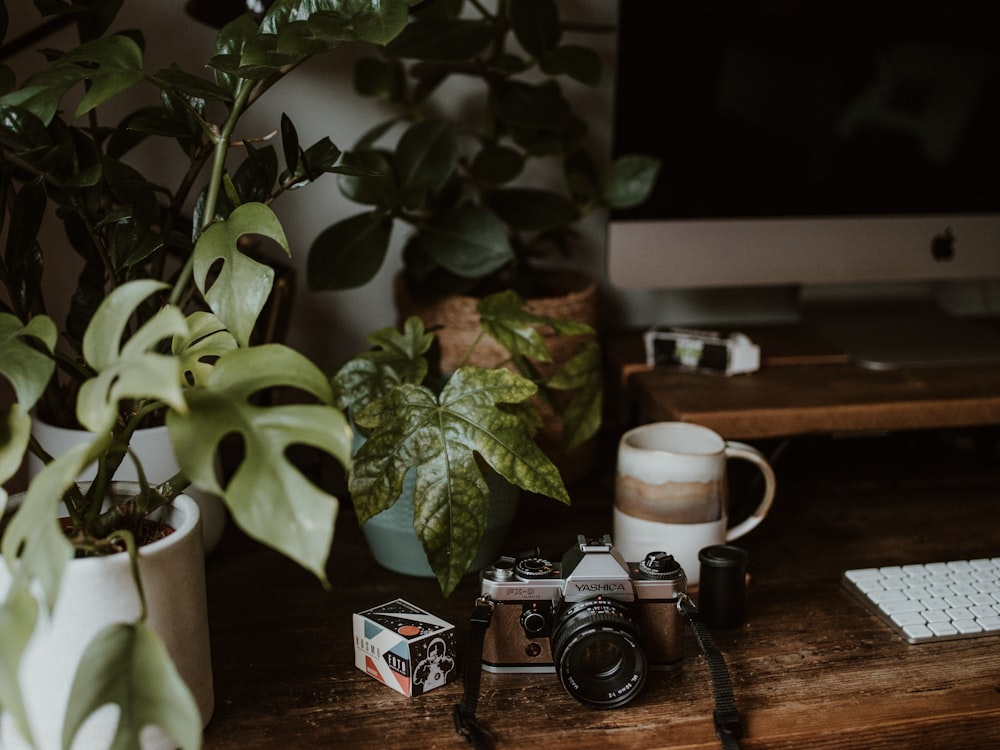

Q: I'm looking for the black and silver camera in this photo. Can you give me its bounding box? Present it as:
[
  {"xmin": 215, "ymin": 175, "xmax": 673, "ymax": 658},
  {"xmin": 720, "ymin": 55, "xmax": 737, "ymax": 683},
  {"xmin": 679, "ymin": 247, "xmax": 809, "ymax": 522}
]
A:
[{"xmin": 479, "ymin": 534, "xmax": 686, "ymax": 708}]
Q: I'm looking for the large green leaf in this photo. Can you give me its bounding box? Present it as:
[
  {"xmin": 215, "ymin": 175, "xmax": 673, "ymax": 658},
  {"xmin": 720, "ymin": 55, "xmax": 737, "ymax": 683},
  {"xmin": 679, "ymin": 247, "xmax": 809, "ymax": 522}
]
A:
[
  {"xmin": 63, "ymin": 36, "xmax": 146, "ymax": 120},
  {"xmin": 419, "ymin": 205, "xmax": 513, "ymax": 279},
  {"xmin": 149, "ymin": 65, "xmax": 233, "ymax": 105},
  {"xmin": 493, "ymin": 80, "xmax": 571, "ymax": 131},
  {"xmin": 477, "ymin": 290, "xmax": 593, "ymax": 363},
  {"xmin": 476, "ymin": 291, "xmax": 600, "ymax": 451},
  {"xmin": 77, "ymin": 281, "xmax": 188, "ymax": 434},
  {"xmin": 63, "ymin": 622, "xmax": 202, "ymax": 750},
  {"xmin": 167, "ymin": 345, "xmax": 351, "ymax": 585},
  {"xmin": 509, "ymin": 0, "xmax": 560, "ymax": 57},
  {"xmin": 544, "ymin": 339, "xmax": 603, "ymax": 452},
  {"xmin": 539, "ymin": 45, "xmax": 602, "ymax": 87},
  {"xmin": 0, "ymin": 313, "xmax": 57, "ymax": 410},
  {"xmin": 0, "ymin": 405, "xmax": 30, "ymax": 490},
  {"xmin": 350, "ymin": 367, "xmax": 569, "ymax": 594},
  {"xmin": 0, "ymin": 36, "xmax": 144, "ymax": 124},
  {"xmin": 1, "ymin": 440, "xmax": 103, "ymax": 613},
  {"xmin": 192, "ymin": 202, "xmax": 287, "ymax": 348},
  {"xmin": 332, "ymin": 316, "xmax": 434, "ymax": 412},
  {"xmin": 488, "ymin": 187, "xmax": 580, "ymax": 232},
  {"xmin": 172, "ymin": 312, "xmax": 238, "ymax": 388},
  {"xmin": 306, "ymin": 211, "xmax": 393, "ymax": 291},
  {"xmin": 336, "ymin": 149, "xmax": 397, "ymax": 206},
  {"xmin": 395, "ymin": 119, "xmax": 457, "ymax": 196},
  {"xmin": 262, "ymin": 0, "xmax": 412, "ymax": 46},
  {"xmin": 603, "ymin": 154, "xmax": 662, "ymax": 209}
]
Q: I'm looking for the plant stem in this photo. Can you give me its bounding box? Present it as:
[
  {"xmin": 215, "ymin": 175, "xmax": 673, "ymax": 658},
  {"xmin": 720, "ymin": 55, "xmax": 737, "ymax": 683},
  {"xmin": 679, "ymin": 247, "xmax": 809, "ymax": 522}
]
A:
[
  {"xmin": 110, "ymin": 529, "xmax": 147, "ymax": 622},
  {"xmin": 169, "ymin": 79, "xmax": 255, "ymax": 307}
]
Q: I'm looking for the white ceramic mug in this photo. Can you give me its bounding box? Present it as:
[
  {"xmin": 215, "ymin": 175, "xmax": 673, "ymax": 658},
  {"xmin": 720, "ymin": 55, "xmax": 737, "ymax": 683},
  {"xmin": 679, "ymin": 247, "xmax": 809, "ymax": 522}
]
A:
[{"xmin": 613, "ymin": 422, "xmax": 776, "ymax": 584}]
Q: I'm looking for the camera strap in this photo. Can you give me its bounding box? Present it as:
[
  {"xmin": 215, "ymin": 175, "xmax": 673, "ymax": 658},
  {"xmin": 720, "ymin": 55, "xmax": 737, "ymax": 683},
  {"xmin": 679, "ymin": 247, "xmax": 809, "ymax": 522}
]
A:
[
  {"xmin": 453, "ymin": 594, "xmax": 743, "ymax": 750},
  {"xmin": 453, "ymin": 598, "xmax": 497, "ymax": 749},
  {"xmin": 677, "ymin": 593, "xmax": 744, "ymax": 750}
]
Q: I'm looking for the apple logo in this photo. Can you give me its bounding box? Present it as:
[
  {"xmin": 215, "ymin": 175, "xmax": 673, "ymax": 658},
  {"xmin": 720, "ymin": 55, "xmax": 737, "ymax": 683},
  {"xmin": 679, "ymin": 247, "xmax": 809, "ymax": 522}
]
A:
[{"xmin": 931, "ymin": 227, "xmax": 955, "ymax": 262}]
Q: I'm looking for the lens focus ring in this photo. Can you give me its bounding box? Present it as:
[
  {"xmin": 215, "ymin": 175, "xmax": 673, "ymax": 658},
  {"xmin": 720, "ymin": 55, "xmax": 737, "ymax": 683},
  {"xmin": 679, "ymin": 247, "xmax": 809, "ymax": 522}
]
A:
[{"xmin": 550, "ymin": 598, "xmax": 648, "ymax": 708}]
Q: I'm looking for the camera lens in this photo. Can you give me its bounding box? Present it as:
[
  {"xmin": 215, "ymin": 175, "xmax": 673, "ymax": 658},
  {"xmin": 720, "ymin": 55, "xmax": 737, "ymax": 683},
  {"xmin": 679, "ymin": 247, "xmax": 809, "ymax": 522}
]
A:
[{"xmin": 550, "ymin": 598, "xmax": 647, "ymax": 708}]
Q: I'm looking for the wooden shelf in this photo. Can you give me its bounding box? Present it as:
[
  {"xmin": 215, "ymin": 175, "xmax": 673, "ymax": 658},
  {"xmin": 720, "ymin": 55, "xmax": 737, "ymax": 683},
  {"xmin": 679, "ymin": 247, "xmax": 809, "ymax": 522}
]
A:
[{"xmin": 607, "ymin": 325, "xmax": 1000, "ymax": 439}]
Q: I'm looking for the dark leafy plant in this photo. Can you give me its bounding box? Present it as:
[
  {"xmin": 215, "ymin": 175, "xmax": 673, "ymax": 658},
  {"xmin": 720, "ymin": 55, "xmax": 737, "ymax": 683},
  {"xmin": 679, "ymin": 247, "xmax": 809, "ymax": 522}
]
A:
[
  {"xmin": 307, "ymin": 0, "xmax": 661, "ymax": 302},
  {"xmin": 0, "ymin": 1, "xmax": 412, "ymax": 747},
  {"xmin": 333, "ymin": 290, "xmax": 586, "ymax": 595}
]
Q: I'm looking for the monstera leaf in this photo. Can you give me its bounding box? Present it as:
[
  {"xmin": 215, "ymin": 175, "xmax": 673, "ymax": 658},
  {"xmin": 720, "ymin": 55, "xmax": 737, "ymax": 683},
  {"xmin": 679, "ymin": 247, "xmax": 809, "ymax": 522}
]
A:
[
  {"xmin": 63, "ymin": 622, "xmax": 201, "ymax": 750},
  {"xmin": 191, "ymin": 202, "xmax": 287, "ymax": 348},
  {"xmin": 0, "ymin": 313, "xmax": 57, "ymax": 486},
  {"xmin": 0, "ymin": 313, "xmax": 57, "ymax": 410},
  {"xmin": 172, "ymin": 311, "xmax": 239, "ymax": 388},
  {"xmin": 0, "ymin": 35, "xmax": 144, "ymax": 125},
  {"xmin": 167, "ymin": 344, "xmax": 352, "ymax": 584},
  {"xmin": 1, "ymin": 438, "xmax": 107, "ymax": 613},
  {"xmin": 350, "ymin": 367, "xmax": 570, "ymax": 595},
  {"xmin": 76, "ymin": 280, "xmax": 188, "ymax": 434}
]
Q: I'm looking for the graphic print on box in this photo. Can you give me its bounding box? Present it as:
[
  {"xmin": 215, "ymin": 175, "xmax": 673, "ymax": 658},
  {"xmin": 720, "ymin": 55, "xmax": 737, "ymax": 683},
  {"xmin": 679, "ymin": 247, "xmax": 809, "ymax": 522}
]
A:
[{"xmin": 353, "ymin": 598, "xmax": 457, "ymax": 696}]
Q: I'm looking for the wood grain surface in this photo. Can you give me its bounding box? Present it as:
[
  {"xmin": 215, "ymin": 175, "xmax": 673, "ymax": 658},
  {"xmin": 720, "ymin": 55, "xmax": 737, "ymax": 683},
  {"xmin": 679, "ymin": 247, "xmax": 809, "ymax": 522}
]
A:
[{"xmin": 202, "ymin": 427, "xmax": 1000, "ymax": 749}]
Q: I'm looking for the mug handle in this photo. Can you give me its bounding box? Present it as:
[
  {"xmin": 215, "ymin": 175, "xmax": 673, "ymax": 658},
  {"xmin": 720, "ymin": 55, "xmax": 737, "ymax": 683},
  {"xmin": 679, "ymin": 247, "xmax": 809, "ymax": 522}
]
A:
[{"xmin": 723, "ymin": 441, "xmax": 776, "ymax": 540}]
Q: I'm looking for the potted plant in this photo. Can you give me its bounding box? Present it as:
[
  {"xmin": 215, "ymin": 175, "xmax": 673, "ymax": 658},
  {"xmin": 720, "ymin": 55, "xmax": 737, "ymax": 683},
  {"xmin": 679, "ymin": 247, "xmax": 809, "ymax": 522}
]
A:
[
  {"xmin": 333, "ymin": 289, "xmax": 587, "ymax": 596},
  {"xmin": 0, "ymin": 1, "xmax": 411, "ymax": 748},
  {"xmin": 306, "ymin": 0, "xmax": 660, "ymax": 475}
]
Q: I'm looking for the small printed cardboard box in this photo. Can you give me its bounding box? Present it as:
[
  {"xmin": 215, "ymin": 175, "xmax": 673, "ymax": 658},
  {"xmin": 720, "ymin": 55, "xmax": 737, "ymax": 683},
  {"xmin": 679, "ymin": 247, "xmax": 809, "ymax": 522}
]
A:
[{"xmin": 353, "ymin": 598, "xmax": 458, "ymax": 697}]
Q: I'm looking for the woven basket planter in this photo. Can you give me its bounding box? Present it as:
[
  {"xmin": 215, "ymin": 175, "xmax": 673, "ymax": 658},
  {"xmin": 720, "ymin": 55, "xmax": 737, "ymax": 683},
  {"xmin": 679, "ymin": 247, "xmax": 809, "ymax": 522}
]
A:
[{"xmin": 394, "ymin": 269, "xmax": 600, "ymax": 483}]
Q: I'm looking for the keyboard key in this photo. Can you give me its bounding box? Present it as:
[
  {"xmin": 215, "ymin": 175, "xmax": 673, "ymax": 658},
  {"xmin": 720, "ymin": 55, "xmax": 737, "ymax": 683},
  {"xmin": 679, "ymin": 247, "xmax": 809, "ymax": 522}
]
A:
[
  {"xmin": 880, "ymin": 599, "xmax": 926, "ymax": 615},
  {"xmin": 928, "ymin": 621, "xmax": 959, "ymax": 637},
  {"xmin": 978, "ymin": 616, "xmax": 1000, "ymax": 632},
  {"xmin": 953, "ymin": 619, "xmax": 983, "ymax": 635},
  {"xmin": 901, "ymin": 623, "xmax": 932, "ymax": 641},
  {"xmin": 890, "ymin": 611, "xmax": 926, "ymax": 627},
  {"xmin": 921, "ymin": 609, "xmax": 950, "ymax": 623}
]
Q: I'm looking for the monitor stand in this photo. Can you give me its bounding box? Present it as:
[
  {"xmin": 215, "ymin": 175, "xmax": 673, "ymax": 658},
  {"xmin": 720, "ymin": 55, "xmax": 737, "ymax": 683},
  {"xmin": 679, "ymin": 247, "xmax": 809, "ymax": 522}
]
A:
[{"xmin": 802, "ymin": 299, "xmax": 1000, "ymax": 370}]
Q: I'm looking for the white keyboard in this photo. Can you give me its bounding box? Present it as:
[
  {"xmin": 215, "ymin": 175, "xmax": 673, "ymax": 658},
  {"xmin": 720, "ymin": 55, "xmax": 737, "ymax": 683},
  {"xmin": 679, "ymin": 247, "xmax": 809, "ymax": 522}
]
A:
[{"xmin": 843, "ymin": 558, "xmax": 1000, "ymax": 644}]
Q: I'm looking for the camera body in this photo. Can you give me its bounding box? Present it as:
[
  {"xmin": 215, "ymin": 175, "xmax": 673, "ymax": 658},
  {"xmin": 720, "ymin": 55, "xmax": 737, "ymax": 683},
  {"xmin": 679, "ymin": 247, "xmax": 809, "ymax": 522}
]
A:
[{"xmin": 479, "ymin": 535, "xmax": 686, "ymax": 708}]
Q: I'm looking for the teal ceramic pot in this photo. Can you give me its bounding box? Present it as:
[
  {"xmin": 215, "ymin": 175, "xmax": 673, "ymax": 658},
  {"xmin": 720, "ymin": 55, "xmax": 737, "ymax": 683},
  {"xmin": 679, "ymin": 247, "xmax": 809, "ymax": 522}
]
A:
[{"xmin": 361, "ymin": 468, "xmax": 520, "ymax": 578}]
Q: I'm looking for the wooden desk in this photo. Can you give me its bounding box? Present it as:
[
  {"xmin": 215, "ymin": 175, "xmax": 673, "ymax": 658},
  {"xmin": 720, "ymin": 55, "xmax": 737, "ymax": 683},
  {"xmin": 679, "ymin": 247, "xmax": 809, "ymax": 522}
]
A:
[
  {"xmin": 608, "ymin": 327, "xmax": 1000, "ymax": 440},
  {"xmin": 201, "ymin": 428, "xmax": 1000, "ymax": 749}
]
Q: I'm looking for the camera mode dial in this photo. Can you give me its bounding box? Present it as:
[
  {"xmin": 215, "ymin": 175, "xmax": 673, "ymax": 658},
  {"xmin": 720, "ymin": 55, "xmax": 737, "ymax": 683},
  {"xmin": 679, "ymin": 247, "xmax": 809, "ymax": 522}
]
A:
[
  {"xmin": 515, "ymin": 556, "xmax": 556, "ymax": 580},
  {"xmin": 638, "ymin": 551, "xmax": 683, "ymax": 580}
]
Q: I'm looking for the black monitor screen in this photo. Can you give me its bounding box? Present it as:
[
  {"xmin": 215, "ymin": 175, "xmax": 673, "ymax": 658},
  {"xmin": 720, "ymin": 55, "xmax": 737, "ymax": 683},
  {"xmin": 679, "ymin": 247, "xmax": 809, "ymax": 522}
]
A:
[{"xmin": 613, "ymin": 1, "xmax": 1000, "ymax": 220}]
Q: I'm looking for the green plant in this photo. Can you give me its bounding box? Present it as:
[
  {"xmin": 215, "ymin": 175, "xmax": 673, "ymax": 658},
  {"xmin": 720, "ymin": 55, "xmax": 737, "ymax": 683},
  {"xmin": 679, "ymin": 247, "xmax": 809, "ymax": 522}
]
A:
[
  {"xmin": 333, "ymin": 289, "xmax": 588, "ymax": 595},
  {"xmin": 306, "ymin": 0, "xmax": 660, "ymax": 303},
  {"xmin": 0, "ymin": 1, "xmax": 412, "ymax": 747}
]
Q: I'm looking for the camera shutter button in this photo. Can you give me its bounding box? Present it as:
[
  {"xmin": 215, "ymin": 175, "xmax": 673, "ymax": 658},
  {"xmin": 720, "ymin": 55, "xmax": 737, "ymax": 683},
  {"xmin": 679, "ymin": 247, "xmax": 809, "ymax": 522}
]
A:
[{"xmin": 639, "ymin": 551, "xmax": 682, "ymax": 579}]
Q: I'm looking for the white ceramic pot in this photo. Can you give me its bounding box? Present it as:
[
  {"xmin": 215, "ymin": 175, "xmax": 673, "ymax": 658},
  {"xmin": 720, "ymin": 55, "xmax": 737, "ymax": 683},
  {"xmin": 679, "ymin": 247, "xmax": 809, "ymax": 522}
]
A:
[
  {"xmin": 29, "ymin": 421, "xmax": 227, "ymax": 553},
  {"xmin": 0, "ymin": 491, "xmax": 213, "ymax": 750}
]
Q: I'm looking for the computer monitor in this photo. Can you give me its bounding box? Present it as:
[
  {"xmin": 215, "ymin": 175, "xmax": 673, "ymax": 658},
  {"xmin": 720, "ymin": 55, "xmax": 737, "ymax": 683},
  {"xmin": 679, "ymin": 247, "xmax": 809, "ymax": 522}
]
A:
[{"xmin": 608, "ymin": 1, "xmax": 1000, "ymax": 368}]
